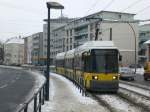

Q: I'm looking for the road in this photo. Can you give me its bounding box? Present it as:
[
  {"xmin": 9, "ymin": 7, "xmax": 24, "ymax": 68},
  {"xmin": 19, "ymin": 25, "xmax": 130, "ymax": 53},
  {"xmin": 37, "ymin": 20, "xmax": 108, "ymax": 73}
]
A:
[
  {"xmin": 0, "ymin": 67, "xmax": 35, "ymax": 112},
  {"xmin": 134, "ymin": 74, "xmax": 150, "ymax": 86},
  {"xmin": 121, "ymin": 73, "xmax": 150, "ymax": 86}
]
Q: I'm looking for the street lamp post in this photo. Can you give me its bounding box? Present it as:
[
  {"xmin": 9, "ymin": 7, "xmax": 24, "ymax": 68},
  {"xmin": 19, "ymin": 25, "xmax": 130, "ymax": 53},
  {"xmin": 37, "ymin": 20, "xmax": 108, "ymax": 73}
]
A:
[{"xmin": 46, "ymin": 1, "xmax": 64, "ymax": 101}]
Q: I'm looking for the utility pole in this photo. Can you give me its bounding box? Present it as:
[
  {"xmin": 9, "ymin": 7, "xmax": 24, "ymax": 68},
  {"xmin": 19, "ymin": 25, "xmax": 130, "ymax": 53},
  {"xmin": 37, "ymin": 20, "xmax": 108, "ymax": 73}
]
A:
[
  {"xmin": 86, "ymin": 18, "xmax": 103, "ymax": 41},
  {"xmin": 95, "ymin": 23, "xmax": 99, "ymax": 40}
]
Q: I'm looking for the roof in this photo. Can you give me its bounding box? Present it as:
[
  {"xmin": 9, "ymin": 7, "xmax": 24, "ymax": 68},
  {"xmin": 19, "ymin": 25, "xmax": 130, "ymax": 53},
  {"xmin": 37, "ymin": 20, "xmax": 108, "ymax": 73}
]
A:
[
  {"xmin": 65, "ymin": 49, "xmax": 75, "ymax": 58},
  {"xmin": 75, "ymin": 41, "xmax": 118, "ymax": 56},
  {"xmin": 68, "ymin": 10, "xmax": 136, "ymax": 24},
  {"xmin": 100, "ymin": 10, "xmax": 136, "ymax": 15}
]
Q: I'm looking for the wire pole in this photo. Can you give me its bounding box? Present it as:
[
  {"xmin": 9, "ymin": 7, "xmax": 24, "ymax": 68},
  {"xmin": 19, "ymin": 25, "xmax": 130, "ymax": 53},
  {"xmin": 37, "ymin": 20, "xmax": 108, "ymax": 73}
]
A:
[{"xmin": 127, "ymin": 23, "xmax": 137, "ymax": 74}]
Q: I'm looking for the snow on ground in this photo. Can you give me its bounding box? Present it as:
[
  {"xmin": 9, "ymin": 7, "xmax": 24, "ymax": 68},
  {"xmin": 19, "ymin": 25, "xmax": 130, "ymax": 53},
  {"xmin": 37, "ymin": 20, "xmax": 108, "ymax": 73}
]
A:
[
  {"xmin": 41, "ymin": 79, "xmax": 55, "ymax": 112},
  {"xmin": 119, "ymin": 83, "xmax": 150, "ymax": 97},
  {"xmin": 119, "ymin": 88, "xmax": 150, "ymax": 110},
  {"xmin": 0, "ymin": 65, "xmax": 22, "ymax": 70},
  {"xmin": 50, "ymin": 73, "xmax": 95, "ymax": 105},
  {"xmin": 41, "ymin": 72, "xmax": 109, "ymax": 112},
  {"xmin": 99, "ymin": 95, "xmax": 143, "ymax": 112},
  {"xmin": 20, "ymin": 70, "xmax": 46, "ymax": 112},
  {"xmin": 132, "ymin": 68, "xmax": 144, "ymax": 75},
  {"xmin": 29, "ymin": 70, "xmax": 46, "ymax": 92}
]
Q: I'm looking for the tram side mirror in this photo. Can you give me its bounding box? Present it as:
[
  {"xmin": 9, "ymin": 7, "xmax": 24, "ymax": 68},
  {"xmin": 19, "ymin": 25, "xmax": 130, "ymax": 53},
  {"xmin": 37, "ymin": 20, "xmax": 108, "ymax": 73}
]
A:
[{"xmin": 119, "ymin": 55, "xmax": 122, "ymax": 61}]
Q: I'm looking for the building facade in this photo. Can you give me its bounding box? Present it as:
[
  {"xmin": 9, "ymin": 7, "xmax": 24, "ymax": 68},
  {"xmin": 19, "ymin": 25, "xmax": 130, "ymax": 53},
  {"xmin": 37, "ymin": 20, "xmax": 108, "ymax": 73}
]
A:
[
  {"xmin": 0, "ymin": 43, "xmax": 4, "ymax": 64},
  {"xmin": 4, "ymin": 43, "xmax": 24, "ymax": 65},
  {"xmin": 24, "ymin": 35, "xmax": 33, "ymax": 64},
  {"xmin": 43, "ymin": 17, "xmax": 75, "ymax": 65},
  {"xmin": 138, "ymin": 24, "xmax": 150, "ymax": 64},
  {"xmin": 32, "ymin": 32, "xmax": 44, "ymax": 65},
  {"xmin": 52, "ymin": 11, "xmax": 139, "ymax": 66}
]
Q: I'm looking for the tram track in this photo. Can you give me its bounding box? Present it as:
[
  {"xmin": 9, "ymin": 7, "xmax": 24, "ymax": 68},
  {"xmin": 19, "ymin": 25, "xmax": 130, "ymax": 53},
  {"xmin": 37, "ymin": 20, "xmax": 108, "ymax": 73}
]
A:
[
  {"xmin": 90, "ymin": 81, "xmax": 150, "ymax": 112},
  {"xmin": 118, "ymin": 81, "xmax": 150, "ymax": 111},
  {"xmin": 92, "ymin": 94, "xmax": 147, "ymax": 112}
]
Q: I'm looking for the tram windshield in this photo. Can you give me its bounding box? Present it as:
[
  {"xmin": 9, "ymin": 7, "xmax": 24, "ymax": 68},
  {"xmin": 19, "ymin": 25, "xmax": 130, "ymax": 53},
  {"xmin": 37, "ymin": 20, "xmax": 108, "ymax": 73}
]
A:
[{"xmin": 84, "ymin": 49, "xmax": 118, "ymax": 73}]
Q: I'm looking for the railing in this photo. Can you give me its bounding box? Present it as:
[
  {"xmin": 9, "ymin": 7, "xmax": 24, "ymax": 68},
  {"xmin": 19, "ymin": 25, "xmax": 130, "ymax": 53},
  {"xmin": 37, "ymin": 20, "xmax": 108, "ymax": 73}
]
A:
[{"xmin": 17, "ymin": 75, "xmax": 46, "ymax": 112}]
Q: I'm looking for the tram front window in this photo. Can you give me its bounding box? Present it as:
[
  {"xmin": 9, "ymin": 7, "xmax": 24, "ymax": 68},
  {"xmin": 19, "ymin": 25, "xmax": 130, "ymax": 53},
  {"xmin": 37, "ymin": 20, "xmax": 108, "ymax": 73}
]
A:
[
  {"xmin": 84, "ymin": 49, "xmax": 118, "ymax": 73},
  {"xmin": 92, "ymin": 49, "xmax": 118, "ymax": 73}
]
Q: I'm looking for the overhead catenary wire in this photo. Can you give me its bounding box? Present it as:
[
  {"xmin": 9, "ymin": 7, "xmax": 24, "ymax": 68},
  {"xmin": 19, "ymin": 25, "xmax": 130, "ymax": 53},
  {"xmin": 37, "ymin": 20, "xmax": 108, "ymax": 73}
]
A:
[
  {"xmin": 121, "ymin": 0, "xmax": 144, "ymax": 12},
  {"xmin": 99, "ymin": 1, "xmax": 150, "ymax": 33},
  {"xmin": 85, "ymin": 0, "xmax": 116, "ymax": 16},
  {"xmin": 135, "ymin": 4, "xmax": 150, "ymax": 15},
  {"xmin": 0, "ymin": 1, "xmax": 44, "ymax": 16},
  {"xmin": 85, "ymin": 0, "xmax": 100, "ymax": 16},
  {"xmin": 102, "ymin": 0, "xmax": 115, "ymax": 11}
]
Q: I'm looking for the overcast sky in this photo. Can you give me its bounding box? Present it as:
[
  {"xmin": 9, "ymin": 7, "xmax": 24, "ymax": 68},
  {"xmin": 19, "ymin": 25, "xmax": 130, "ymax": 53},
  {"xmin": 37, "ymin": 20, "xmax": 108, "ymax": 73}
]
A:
[{"xmin": 0, "ymin": 0, "xmax": 150, "ymax": 42}]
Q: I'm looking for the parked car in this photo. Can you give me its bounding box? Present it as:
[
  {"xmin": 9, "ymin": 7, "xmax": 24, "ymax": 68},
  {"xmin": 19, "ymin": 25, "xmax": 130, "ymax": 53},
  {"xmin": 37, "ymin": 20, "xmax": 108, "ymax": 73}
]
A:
[{"xmin": 119, "ymin": 67, "xmax": 135, "ymax": 81}]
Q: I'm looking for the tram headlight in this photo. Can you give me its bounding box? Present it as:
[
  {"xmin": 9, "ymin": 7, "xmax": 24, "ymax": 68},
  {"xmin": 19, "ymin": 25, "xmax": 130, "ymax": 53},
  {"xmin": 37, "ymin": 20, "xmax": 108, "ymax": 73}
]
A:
[
  {"xmin": 94, "ymin": 76, "xmax": 98, "ymax": 80},
  {"xmin": 113, "ymin": 76, "xmax": 117, "ymax": 80}
]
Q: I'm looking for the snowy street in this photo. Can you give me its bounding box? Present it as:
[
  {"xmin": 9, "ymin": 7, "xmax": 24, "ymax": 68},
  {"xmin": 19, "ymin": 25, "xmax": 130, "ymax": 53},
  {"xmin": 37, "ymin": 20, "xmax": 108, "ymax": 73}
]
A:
[{"xmin": 41, "ymin": 73, "xmax": 109, "ymax": 112}]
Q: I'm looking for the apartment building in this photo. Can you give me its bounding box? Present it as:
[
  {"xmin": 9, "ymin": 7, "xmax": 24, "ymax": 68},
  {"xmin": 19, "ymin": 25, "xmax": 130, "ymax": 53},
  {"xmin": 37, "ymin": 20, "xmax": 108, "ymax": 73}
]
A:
[
  {"xmin": 4, "ymin": 43, "xmax": 24, "ymax": 65},
  {"xmin": 52, "ymin": 11, "xmax": 139, "ymax": 66},
  {"xmin": 138, "ymin": 24, "xmax": 150, "ymax": 64},
  {"xmin": 24, "ymin": 35, "xmax": 32, "ymax": 64},
  {"xmin": 0, "ymin": 43, "xmax": 4, "ymax": 64},
  {"xmin": 144, "ymin": 40, "xmax": 150, "ymax": 62},
  {"xmin": 43, "ymin": 17, "xmax": 75, "ymax": 64},
  {"xmin": 32, "ymin": 32, "xmax": 44, "ymax": 65}
]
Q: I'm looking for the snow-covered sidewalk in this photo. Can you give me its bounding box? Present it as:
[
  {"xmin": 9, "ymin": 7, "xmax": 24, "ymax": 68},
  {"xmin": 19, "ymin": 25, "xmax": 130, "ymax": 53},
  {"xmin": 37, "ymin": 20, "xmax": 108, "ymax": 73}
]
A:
[{"xmin": 41, "ymin": 73, "xmax": 109, "ymax": 112}]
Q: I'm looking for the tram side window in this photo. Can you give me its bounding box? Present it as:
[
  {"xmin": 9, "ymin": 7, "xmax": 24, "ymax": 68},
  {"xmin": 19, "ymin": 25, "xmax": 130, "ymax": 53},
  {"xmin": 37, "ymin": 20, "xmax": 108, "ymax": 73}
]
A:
[
  {"xmin": 57, "ymin": 59, "xmax": 64, "ymax": 67},
  {"xmin": 65, "ymin": 58, "xmax": 73, "ymax": 69},
  {"xmin": 84, "ymin": 56, "xmax": 92, "ymax": 72},
  {"xmin": 74, "ymin": 56, "xmax": 82, "ymax": 70}
]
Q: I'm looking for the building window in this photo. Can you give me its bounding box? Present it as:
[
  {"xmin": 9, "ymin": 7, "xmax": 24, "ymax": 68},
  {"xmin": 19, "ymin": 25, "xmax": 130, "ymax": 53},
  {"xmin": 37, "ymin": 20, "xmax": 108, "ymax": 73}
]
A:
[
  {"xmin": 67, "ymin": 30, "xmax": 69, "ymax": 37},
  {"xmin": 118, "ymin": 14, "xmax": 122, "ymax": 19},
  {"xmin": 70, "ymin": 45, "xmax": 72, "ymax": 50},
  {"xmin": 70, "ymin": 38, "xmax": 72, "ymax": 43},
  {"xmin": 70, "ymin": 30, "xmax": 72, "ymax": 36}
]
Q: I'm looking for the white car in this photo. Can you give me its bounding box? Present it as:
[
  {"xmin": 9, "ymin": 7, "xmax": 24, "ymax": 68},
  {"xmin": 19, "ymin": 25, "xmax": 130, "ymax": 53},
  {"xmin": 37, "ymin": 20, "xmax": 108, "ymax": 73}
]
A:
[{"xmin": 119, "ymin": 67, "xmax": 135, "ymax": 81}]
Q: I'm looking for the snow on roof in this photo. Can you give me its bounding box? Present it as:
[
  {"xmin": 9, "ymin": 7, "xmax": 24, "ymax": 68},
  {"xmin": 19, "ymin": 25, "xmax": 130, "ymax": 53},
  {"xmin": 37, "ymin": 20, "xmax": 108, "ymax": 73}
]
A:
[
  {"xmin": 56, "ymin": 41, "xmax": 118, "ymax": 59},
  {"xmin": 65, "ymin": 49, "xmax": 75, "ymax": 58},
  {"xmin": 56, "ymin": 52, "xmax": 65, "ymax": 59},
  {"xmin": 76, "ymin": 41, "xmax": 118, "ymax": 55},
  {"xmin": 81, "ymin": 41, "xmax": 115, "ymax": 48},
  {"xmin": 7, "ymin": 38, "xmax": 24, "ymax": 44},
  {"xmin": 144, "ymin": 40, "xmax": 150, "ymax": 44}
]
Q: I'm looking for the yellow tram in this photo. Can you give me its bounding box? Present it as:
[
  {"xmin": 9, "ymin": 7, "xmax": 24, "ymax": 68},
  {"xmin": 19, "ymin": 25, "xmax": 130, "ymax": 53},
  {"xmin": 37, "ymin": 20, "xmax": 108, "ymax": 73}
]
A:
[{"xmin": 56, "ymin": 41, "xmax": 121, "ymax": 92}]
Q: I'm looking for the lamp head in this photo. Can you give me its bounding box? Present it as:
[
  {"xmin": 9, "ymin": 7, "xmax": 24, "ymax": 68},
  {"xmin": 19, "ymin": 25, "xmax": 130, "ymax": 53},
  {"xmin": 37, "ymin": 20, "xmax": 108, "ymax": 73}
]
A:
[{"xmin": 47, "ymin": 2, "xmax": 64, "ymax": 9}]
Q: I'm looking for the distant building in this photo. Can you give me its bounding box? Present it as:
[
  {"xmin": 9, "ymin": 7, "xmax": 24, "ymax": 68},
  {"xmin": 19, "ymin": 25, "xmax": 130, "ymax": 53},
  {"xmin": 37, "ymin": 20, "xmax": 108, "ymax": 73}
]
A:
[
  {"xmin": 138, "ymin": 24, "xmax": 150, "ymax": 64},
  {"xmin": 4, "ymin": 43, "xmax": 24, "ymax": 65},
  {"xmin": 144, "ymin": 40, "xmax": 150, "ymax": 62},
  {"xmin": 43, "ymin": 17, "xmax": 76, "ymax": 65},
  {"xmin": 0, "ymin": 43, "xmax": 4, "ymax": 64},
  {"xmin": 52, "ymin": 11, "xmax": 139, "ymax": 66},
  {"xmin": 32, "ymin": 32, "xmax": 44, "ymax": 65},
  {"xmin": 24, "ymin": 35, "xmax": 33, "ymax": 64},
  {"xmin": 24, "ymin": 32, "xmax": 44, "ymax": 65}
]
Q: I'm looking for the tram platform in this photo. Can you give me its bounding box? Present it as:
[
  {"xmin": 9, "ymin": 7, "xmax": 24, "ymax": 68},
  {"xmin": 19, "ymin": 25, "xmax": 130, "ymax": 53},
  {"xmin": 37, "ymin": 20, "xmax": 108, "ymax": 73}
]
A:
[{"xmin": 41, "ymin": 73, "xmax": 109, "ymax": 112}]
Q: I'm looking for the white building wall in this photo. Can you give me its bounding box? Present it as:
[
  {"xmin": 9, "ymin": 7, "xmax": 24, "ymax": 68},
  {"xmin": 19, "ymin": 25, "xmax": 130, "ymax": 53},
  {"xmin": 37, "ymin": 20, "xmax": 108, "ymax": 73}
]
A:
[
  {"xmin": 27, "ymin": 36, "xmax": 32, "ymax": 64},
  {"xmin": 99, "ymin": 22, "xmax": 138, "ymax": 65},
  {"xmin": 4, "ymin": 43, "xmax": 24, "ymax": 65}
]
